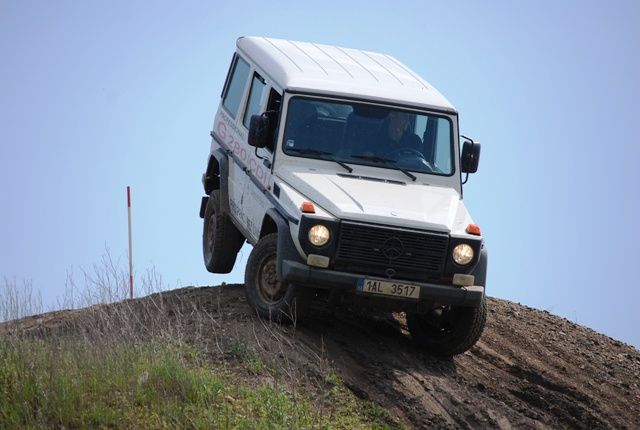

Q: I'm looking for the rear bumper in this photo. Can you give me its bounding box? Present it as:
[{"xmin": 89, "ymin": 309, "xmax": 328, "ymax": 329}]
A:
[{"xmin": 281, "ymin": 260, "xmax": 484, "ymax": 307}]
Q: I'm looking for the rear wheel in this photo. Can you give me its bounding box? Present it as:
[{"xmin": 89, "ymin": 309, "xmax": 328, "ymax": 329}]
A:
[
  {"xmin": 406, "ymin": 298, "xmax": 486, "ymax": 356},
  {"xmin": 202, "ymin": 190, "xmax": 244, "ymax": 273},
  {"xmin": 244, "ymin": 233, "xmax": 307, "ymax": 324}
]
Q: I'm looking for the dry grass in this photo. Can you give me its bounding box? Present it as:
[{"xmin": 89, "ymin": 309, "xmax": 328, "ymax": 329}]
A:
[{"xmin": 0, "ymin": 254, "xmax": 399, "ymax": 429}]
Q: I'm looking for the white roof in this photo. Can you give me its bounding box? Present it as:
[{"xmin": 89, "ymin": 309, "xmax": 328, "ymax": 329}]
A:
[{"xmin": 236, "ymin": 37, "xmax": 456, "ymax": 113}]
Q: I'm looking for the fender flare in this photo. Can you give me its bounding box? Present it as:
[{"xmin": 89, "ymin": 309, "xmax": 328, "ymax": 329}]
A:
[
  {"xmin": 265, "ymin": 208, "xmax": 303, "ymax": 279},
  {"xmin": 204, "ymin": 149, "xmax": 231, "ymax": 213},
  {"xmin": 471, "ymin": 246, "xmax": 488, "ymax": 288}
]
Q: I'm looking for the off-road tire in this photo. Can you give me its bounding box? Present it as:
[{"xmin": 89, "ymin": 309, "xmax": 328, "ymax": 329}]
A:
[
  {"xmin": 202, "ymin": 190, "xmax": 244, "ymax": 273},
  {"xmin": 244, "ymin": 233, "xmax": 307, "ymax": 324},
  {"xmin": 407, "ymin": 298, "xmax": 487, "ymax": 357}
]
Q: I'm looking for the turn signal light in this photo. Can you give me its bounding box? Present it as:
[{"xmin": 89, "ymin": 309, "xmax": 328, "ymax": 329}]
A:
[
  {"xmin": 300, "ymin": 201, "xmax": 315, "ymax": 213},
  {"xmin": 466, "ymin": 224, "xmax": 481, "ymax": 235}
]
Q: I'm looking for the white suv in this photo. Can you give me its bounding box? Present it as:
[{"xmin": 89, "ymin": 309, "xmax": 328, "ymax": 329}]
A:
[{"xmin": 200, "ymin": 37, "xmax": 487, "ymax": 356}]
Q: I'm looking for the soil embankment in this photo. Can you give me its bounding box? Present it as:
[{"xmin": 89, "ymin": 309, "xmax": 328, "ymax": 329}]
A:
[{"xmin": 2, "ymin": 284, "xmax": 639, "ymax": 429}]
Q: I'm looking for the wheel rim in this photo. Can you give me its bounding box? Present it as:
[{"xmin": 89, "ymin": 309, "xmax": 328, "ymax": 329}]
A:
[{"xmin": 256, "ymin": 254, "xmax": 286, "ymax": 304}]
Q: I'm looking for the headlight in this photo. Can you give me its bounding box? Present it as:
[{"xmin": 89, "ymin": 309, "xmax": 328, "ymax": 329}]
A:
[
  {"xmin": 308, "ymin": 225, "xmax": 330, "ymax": 246},
  {"xmin": 452, "ymin": 244, "xmax": 474, "ymax": 265}
]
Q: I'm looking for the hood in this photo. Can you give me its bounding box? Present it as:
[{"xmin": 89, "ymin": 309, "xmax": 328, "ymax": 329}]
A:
[{"xmin": 278, "ymin": 170, "xmax": 467, "ymax": 232}]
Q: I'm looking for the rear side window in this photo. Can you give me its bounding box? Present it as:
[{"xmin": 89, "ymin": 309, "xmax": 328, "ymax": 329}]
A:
[
  {"xmin": 222, "ymin": 56, "xmax": 250, "ymax": 118},
  {"xmin": 242, "ymin": 73, "xmax": 266, "ymax": 128}
]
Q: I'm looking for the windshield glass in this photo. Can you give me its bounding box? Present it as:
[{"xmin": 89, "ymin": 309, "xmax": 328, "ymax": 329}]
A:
[{"xmin": 282, "ymin": 97, "xmax": 454, "ymax": 176}]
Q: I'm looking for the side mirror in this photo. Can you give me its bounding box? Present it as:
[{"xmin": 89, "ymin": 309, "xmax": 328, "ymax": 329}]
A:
[
  {"xmin": 461, "ymin": 139, "xmax": 481, "ymax": 173},
  {"xmin": 248, "ymin": 114, "xmax": 270, "ymax": 148}
]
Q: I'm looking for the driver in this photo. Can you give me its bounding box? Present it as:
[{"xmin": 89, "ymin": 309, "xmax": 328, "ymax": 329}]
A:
[{"xmin": 377, "ymin": 111, "xmax": 422, "ymax": 155}]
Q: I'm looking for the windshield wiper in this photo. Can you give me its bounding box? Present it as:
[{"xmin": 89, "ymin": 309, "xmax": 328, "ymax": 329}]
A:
[
  {"xmin": 287, "ymin": 148, "xmax": 353, "ymax": 173},
  {"xmin": 350, "ymin": 154, "xmax": 416, "ymax": 181}
]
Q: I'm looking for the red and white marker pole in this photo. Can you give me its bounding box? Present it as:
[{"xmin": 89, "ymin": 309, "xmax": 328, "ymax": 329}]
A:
[{"xmin": 127, "ymin": 186, "xmax": 134, "ymax": 299}]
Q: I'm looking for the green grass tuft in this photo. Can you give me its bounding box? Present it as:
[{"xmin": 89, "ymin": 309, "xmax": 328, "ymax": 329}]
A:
[{"xmin": 0, "ymin": 337, "xmax": 399, "ymax": 429}]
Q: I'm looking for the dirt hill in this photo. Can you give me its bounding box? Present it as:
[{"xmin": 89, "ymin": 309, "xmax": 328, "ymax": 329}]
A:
[{"xmin": 2, "ymin": 284, "xmax": 639, "ymax": 429}]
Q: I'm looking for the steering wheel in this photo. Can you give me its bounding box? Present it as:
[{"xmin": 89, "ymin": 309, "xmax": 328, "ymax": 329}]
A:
[
  {"xmin": 386, "ymin": 148, "xmax": 425, "ymax": 159},
  {"xmin": 385, "ymin": 148, "xmax": 433, "ymax": 171}
]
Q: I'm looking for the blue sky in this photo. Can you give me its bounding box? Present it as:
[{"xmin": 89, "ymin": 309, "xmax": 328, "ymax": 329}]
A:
[{"xmin": 1, "ymin": 1, "xmax": 639, "ymax": 347}]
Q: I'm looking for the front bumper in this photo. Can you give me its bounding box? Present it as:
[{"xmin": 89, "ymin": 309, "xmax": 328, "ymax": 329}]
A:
[{"xmin": 281, "ymin": 260, "xmax": 484, "ymax": 307}]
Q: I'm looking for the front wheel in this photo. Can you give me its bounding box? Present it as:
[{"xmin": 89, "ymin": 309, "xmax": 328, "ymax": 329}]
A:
[
  {"xmin": 406, "ymin": 298, "xmax": 487, "ymax": 356},
  {"xmin": 244, "ymin": 233, "xmax": 307, "ymax": 324}
]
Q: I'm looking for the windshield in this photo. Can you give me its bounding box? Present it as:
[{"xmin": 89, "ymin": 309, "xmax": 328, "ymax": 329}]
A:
[{"xmin": 282, "ymin": 97, "xmax": 454, "ymax": 176}]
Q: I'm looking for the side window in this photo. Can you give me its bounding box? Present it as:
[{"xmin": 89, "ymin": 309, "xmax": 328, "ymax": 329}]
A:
[
  {"xmin": 264, "ymin": 88, "xmax": 282, "ymax": 153},
  {"xmin": 415, "ymin": 116, "xmax": 428, "ymax": 142},
  {"xmin": 433, "ymin": 118, "xmax": 453, "ymax": 173},
  {"xmin": 222, "ymin": 55, "xmax": 250, "ymax": 118},
  {"xmin": 242, "ymin": 73, "xmax": 266, "ymax": 129}
]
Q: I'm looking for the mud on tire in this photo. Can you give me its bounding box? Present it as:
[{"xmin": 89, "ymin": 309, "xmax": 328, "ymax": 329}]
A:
[
  {"xmin": 244, "ymin": 233, "xmax": 307, "ymax": 324},
  {"xmin": 407, "ymin": 298, "xmax": 487, "ymax": 357},
  {"xmin": 202, "ymin": 190, "xmax": 245, "ymax": 273}
]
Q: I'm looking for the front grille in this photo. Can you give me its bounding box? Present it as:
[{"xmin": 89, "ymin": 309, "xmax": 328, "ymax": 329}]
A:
[{"xmin": 334, "ymin": 221, "xmax": 449, "ymax": 281}]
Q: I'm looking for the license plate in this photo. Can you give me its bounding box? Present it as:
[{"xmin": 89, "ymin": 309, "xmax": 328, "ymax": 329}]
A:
[{"xmin": 357, "ymin": 278, "xmax": 421, "ymax": 299}]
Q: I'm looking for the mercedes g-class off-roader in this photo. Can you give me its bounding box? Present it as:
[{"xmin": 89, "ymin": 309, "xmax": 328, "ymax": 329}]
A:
[{"xmin": 200, "ymin": 37, "xmax": 487, "ymax": 356}]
